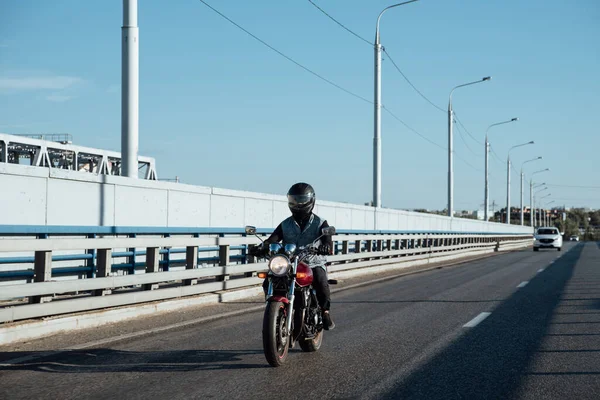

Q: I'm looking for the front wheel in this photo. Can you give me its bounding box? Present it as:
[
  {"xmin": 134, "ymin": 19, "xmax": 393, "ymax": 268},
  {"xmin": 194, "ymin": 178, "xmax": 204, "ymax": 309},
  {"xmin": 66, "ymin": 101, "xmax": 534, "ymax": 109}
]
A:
[
  {"xmin": 263, "ymin": 301, "xmax": 289, "ymax": 367},
  {"xmin": 557, "ymin": 247, "xmax": 562, "ymax": 252}
]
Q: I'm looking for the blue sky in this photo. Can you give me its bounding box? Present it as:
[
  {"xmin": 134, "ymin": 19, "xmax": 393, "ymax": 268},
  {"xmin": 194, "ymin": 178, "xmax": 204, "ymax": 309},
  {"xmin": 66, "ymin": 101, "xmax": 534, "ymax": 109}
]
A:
[{"xmin": 1, "ymin": 0, "xmax": 599, "ymax": 211}]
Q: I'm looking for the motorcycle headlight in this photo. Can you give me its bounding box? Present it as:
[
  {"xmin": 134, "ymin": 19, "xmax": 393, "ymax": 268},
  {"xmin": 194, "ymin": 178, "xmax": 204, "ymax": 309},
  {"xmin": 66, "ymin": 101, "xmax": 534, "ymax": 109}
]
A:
[{"xmin": 268, "ymin": 255, "xmax": 290, "ymax": 276}]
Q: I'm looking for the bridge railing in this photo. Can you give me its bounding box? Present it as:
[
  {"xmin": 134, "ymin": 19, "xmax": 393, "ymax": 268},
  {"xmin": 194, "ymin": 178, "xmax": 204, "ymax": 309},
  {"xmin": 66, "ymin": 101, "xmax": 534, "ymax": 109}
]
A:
[
  {"xmin": 0, "ymin": 228, "xmax": 532, "ymax": 323},
  {"xmin": 0, "ymin": 133, "xmax": 157, "ymax": 179}
]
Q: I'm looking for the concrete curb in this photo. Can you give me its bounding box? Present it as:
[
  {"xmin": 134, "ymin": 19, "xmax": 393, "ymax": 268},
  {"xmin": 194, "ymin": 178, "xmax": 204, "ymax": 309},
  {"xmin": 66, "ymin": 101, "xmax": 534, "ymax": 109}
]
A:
[
  {"xmin": 0, "ymin": 287, "xmax": 264, "ymax": 346},
  {"xmin": 0, "ymin": 243, "xmax": 530, "ymax": 346}
]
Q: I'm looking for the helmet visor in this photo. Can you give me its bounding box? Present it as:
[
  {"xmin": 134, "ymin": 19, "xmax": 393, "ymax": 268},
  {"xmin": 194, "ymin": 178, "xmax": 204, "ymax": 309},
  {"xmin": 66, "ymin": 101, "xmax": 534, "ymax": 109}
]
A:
[{"xmin": 287, "ymin": 194, "xmax": 314, "ymax": 209}]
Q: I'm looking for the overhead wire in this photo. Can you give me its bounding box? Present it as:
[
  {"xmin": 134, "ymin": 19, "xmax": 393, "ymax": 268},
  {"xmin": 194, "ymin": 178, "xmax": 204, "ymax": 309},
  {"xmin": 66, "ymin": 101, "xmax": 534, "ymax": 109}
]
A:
[
  {"xmin": 490, "ymin": 146, "xmax": 505, "ymax": 165},
  {"xmin": 508, "ymin": 160, "xmax": 520, "ymax": 176},
  {"xmin": 200, "ymin": 0, "xmax": 485, "ymax": 175},
  {"xmin": 547, "ymin": 197, "xmax": 600, "ymax": 201},
  {"xmin": 453, "ymin": 113, "xmax": 483, "ymax": 145},
  {"xmin": 382, "ymin": 107, "xmax": 445, "ymax": 150},
  {"xmin": 306, "ymin": 0, "xmax": 373, "ymax": 46},
  {"xmin": 304, "ymin": 0, "xmax": 487, "ymax": 171},
  {"xmin": 455, "ymin": 154, "xmax": 483, "ymax": 173},
  {"xmin": 382, "ymin": 48, "xmax": 446, "ymax": 113},
  {"xmin": 547, "ymin": 184, "xmax": 600, "ymax": 190},
  {"xmin": 198, "ymin": 0, "xmax": 373, "ymax": 104},
  {"xmin": 454, "ymin": 119, "xmax": 480, "ymax": 158},
  {"xmin": 382, "ymin": 108, "xmax": 481, "ymax": 172}
]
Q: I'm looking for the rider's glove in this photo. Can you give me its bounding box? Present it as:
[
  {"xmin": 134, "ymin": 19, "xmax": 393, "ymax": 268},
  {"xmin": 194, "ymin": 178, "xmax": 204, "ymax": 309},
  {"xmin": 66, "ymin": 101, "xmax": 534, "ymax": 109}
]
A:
[
  {"xmin": 317, "ymin": 244, "xmax": 331, "ymax": 255},
  {"xmin": 249, "ymin": 243, "xmax": 266, "ymax": 257}
]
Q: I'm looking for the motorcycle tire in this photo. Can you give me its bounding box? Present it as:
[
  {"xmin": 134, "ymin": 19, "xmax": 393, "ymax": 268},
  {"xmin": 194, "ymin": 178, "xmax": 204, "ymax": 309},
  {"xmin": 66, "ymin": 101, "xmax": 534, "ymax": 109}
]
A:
[
  {"xmin": 263, "ymin": 301, "xmax": 289, "ymax": 367},
  {"xmin": 299, "ymin": 329, "xmax": 323, "ymax": 352}
]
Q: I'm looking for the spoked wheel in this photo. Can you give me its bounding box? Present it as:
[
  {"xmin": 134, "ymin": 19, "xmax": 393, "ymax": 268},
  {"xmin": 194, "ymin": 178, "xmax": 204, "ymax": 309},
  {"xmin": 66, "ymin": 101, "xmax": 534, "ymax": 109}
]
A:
[{"xmin": 263, "ymin": 301, "xmax": 290, "ymax": 367}]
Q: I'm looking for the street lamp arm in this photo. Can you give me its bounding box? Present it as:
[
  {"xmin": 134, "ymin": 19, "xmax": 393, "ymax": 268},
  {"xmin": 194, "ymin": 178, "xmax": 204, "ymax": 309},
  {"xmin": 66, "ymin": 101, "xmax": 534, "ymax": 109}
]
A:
[
  {"xmin": 376, "ymin": 0, "xmax": 419, "ymax": 43},
  {"xmin": 449, "ymin": 77, "xmax": 492, "ymax": 107},
  {"xmin": 531, "ymin": 168, "xmax": 550, "ymax": 179},
  {"xmin": 486, "ymin": 117, "xmax": 519, "ymax": 136},
  {"xmin": 522, "ymin": 156, "xmax": 542, "ymax": 170},
  {"xmin": 508, "ymin": 141, "xmax": 535, "ymax": 158}
]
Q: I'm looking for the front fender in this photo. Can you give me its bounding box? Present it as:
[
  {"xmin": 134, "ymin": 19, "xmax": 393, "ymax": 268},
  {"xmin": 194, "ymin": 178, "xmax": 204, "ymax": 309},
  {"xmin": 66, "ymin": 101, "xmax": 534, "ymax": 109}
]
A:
[{"xmin": 267, "ymin": 295, "xmax": 289, "ymax": 304}]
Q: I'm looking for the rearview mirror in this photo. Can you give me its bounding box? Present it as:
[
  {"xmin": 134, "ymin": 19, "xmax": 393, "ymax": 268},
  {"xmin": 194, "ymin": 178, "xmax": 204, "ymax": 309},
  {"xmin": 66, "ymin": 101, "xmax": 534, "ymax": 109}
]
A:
[
  {"xmin": 245, "ymin": 226, "xmax": 257, "ymax": 235},
  {"xmin": 322, "ymin": 226, "xmax": 336, "ymax": 236}
]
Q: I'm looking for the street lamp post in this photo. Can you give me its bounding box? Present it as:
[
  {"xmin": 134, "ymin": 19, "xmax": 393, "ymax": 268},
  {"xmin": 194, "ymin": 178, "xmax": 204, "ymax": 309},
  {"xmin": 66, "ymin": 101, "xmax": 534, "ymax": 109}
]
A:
[
  {"xmin": 521, "ymin": 157, "xmax": 542, "ymax": 225},
  {"xmin": 122, "ymin": 0, "xmax": 139, "ymax": 178},
  {"xmin": 534, "ymin": 187, "xmax": 549, "ymax": 227},
  {"xmin": 506, "ymin": 141, "xmax": 534, "ymax": 224},
  {"xmin": 531, "ymin": 183, "xmax": 544, "ymax": 227},
  {"xmin": 530, "ymin": 169, "xmax": 549, "ymax": 229},
  {"xmin": 446, "ymin": 76, "xmax": 491, "ymax": 217},
  {"xmin": 373, "ymin": 0, "xmax": 419, "ymax": 209},
  {"xmin": 533, "ymin": 187, "xmax": 548, "ymax": 226},
  {"xmin": 529, "ymin": 181, "xmax": 546, "ymax": 228},
  {"xmin": 545, "ymin": 200, "xmax": 555, "ymax": 226},
  {"xmin": 484, "ymin": 118, "xmax": 518, "ymax": 221},
  {"xmin": 538, "ymin": 193, "xmax": 552, "ymax": 226}
]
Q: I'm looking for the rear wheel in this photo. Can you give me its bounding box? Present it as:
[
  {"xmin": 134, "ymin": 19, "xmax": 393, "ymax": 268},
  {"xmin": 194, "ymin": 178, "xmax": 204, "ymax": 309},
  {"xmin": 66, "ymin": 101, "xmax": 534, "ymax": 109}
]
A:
[
  {"xmin": 533, "ymin": 247, "xmax": 539, "ymax": 252},
  {"xmin": 299, "ymin": 329, "xmax": 323, "ymax": 352},
  {"xmin": 557, "ymin": 247, "xmax": 562, "ymax": 251},
  {"xmin": 299, "ymin": 309, "xmax": 323, "ymax": 352},
  {"xmin": 263, "ymin": 301, "xmax": 289, "ymax": 367}
]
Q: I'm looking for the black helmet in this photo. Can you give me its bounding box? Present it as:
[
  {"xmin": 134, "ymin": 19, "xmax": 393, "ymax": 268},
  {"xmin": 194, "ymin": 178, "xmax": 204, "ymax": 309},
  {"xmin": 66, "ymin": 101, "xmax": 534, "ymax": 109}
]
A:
[{"xmin": 287, "ymin": 182, "xmax": 315, "ymax": 220}]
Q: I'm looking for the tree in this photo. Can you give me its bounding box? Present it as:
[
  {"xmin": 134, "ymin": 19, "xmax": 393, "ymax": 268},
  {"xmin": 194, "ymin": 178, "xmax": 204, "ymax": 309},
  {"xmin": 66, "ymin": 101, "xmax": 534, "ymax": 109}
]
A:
[
  {"xmin": 590, "ymin": 210, "xmax": 600, "ymax": 227},
  {"xmin": 556, "ymin": 219, "xmax": 579, "ymax": 238}
]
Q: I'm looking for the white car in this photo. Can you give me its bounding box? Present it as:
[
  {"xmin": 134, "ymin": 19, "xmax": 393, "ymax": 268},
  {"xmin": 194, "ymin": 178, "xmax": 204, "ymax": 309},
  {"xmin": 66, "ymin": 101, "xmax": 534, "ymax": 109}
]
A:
[{"xmin": 534, "ymin": 227, "xmax": 563, "ymax": 251}]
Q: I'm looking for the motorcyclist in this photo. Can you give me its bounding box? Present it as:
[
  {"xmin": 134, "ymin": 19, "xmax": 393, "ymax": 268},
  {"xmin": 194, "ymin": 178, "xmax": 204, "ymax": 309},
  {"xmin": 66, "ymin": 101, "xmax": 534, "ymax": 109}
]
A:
[{"xmin": 249, "ymin": 182, "xmax": 335, "ymax": 330}]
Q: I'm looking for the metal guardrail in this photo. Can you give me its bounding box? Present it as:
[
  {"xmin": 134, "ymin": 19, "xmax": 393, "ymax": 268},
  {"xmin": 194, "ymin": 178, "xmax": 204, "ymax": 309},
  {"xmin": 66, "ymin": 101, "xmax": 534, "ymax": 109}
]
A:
[{"xmin": 0, "ymin": 227, "xmax": 532, "ymax": 324}]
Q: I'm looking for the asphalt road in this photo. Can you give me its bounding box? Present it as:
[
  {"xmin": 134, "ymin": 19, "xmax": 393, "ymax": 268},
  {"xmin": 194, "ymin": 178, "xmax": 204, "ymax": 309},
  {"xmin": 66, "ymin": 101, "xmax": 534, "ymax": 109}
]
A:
[{"xmin": 1, "ymin": 242, "xmax": 598, "ymax": 400}]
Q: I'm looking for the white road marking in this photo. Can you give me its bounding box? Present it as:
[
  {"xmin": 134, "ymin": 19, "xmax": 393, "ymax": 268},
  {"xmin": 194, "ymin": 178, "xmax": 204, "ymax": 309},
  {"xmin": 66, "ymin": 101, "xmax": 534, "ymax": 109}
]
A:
[
  {"xmin": 463, "ymin": 312, "xmax": 492, "ymax": 328},
  {"xmin": 517, "ymin": 281, "xmax": 529, "ymax": 288},
  {"xmin": 537, "ymin": 269, "xmax": 544, "ymax": 273}
]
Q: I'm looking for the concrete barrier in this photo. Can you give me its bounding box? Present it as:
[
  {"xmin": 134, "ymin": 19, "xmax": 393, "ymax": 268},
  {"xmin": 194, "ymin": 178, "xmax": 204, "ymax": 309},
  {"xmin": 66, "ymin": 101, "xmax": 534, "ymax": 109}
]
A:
[{"xmin": 0, "ymin": 162, "xmax": 531, "ymax": 234}]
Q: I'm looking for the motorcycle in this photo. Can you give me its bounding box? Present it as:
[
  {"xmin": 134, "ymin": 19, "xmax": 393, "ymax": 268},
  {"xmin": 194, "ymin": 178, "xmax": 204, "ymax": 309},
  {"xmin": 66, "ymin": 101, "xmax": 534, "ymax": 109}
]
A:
[{"xmin": 245, "ymin": 225, "xmax": 337, "ymax": 367}]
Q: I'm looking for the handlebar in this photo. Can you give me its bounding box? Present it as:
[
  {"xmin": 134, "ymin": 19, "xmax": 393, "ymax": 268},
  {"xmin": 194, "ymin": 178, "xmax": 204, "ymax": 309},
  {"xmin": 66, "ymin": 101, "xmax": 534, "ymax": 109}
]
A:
[{"xmin": 249, "ymin": 243, "xmax": 328, "ymax": 259}]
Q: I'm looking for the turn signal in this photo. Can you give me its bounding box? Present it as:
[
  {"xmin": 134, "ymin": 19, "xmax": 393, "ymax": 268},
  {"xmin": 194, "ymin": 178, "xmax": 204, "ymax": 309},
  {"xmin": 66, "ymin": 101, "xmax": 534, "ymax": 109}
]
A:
[
  {"xmin": 296, "ymin": 272, "xmax": 308, "ymax": 279},
  {"xmin": 257, "ymin": 272, "xmax": 267, "ymax": 279}
]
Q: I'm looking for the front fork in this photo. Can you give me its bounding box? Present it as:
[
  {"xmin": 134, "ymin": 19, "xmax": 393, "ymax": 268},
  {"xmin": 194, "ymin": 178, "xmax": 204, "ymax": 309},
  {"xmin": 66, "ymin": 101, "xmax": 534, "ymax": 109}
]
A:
[
  {"xmin": 266, "ymin": 261, "xmax": 297, "ymax": 336},
  {"xmin": 287, "ymin": 260, "xmax": 298, "ymax": 334}
]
